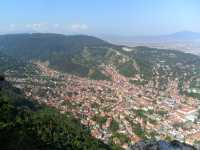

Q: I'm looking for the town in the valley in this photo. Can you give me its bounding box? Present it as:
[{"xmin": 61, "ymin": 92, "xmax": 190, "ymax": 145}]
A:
[{"xmin": 6, "ymin": 61, "xmax": 200, "ymax": 149}]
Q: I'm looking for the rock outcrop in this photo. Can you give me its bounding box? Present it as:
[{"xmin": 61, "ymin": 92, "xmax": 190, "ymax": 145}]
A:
[{"xmin": 129, "ymin": 140, "xmax": 195, "ymax": 150}]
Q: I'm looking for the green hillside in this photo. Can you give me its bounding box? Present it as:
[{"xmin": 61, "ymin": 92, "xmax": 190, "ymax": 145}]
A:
[
  {"xmin": 0, "ymin": 52, "xmax": 38, "ymax": 76},
  {"xmin": 0, "ymin": 34, "xmax": 116, "ymax": 78},
  {"xmin": 0, "ymin": 78, "xmax": 122, "ymax": 150},
  {"xmin": 1, "ymin": 33, "xmax": 200, "ymax": 93}
]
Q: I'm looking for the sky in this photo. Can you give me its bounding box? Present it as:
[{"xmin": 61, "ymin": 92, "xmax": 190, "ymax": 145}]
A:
[{"xmin": 0, "ymin": 0, "xmax": 200, "ymax": 36}]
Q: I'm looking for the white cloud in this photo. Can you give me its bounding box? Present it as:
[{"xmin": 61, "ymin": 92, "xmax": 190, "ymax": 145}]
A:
[
  {"xmin": 1, "ymin": 23, "xmax": 89, "ymax": 34},
  {"xmin": 9, "ymin": 24, "xmax": 16, "ymax": 30},
  {"xmin": 53, "ymin": 24, "xmax": 60, "ymax": 28},
  {"xmin": 25, "ymin": 23, "xmax": 48, "ymax": 32},
  {"xmin": 70, "ymin": 24, "xmax": 88, "ymax": 32}
]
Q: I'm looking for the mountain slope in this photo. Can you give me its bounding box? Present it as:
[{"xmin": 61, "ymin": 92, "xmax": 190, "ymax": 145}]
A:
[
  {"xmin": 0, "ymin": 33, "xmax": 112, "ymax": 59},
  {"xmin": 0, "ymin": 52, "xmax": 38, "ymax": 76},
  {"xmin": 1, "ymin": 33, "xmax": 200, "ymax": 92},
  {"xmin": 0, "ymin": 78, "xmax": 121, "ymax": 150},
  {"xmin": 0, "ymin": 33, "xmax": 117, "ymax": 78}
]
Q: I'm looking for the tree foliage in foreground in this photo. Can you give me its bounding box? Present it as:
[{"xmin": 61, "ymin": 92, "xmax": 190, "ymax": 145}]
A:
[{"xmin": 0, "ymin": 81, "xmax": 121, "ymax": 150}]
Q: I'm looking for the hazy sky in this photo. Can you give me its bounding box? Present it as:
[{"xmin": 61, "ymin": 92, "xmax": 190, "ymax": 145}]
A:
[{"xmin": 0, "ymin": 0, "xmax": 200, "ymax": 36}]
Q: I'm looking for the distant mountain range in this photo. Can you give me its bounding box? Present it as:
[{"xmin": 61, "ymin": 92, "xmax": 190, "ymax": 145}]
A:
[
  {"xmin": 167, "ymin": 31, "xmax": 200, "ymax": 40},
  {"xmin": 104, "ymin": 31, "xmax": 200, "ymax": 55},
  {"xmin": 140, "ymin": 31, "xmax": 200, "ymax": 42},
  {"xmin": 105, "ymin": 31, "xmax": 200, "ymax": 43}
]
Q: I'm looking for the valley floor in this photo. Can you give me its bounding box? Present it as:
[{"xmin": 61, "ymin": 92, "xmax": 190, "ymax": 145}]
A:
[{"xmin": 6, "ymin": 61, "xmax": 200, "ymax": 148}]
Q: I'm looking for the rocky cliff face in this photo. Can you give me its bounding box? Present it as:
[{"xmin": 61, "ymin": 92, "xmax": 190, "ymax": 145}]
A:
[{"xmin": 128, "ymin": 140, "xmax": 196, "ymax": 150}]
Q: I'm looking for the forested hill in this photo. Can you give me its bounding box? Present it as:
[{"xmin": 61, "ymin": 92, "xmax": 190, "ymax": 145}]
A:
[
  {"xmin": 0, "ymin": 33, "xmax": 112, "ymax": 60},
  {"xmin": 0, "ymin": 77, "xmax": 121, "ymax": 150},
  {"xmin": 1, "ymin": 33, "xmax": 200, "ymax": 89},
  {"xmin": 0, "ymin": 33, "xmax": 116, "ymax": 78}
]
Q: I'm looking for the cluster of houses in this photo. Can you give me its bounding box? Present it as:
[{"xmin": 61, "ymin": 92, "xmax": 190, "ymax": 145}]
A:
[{"xmin": 7, "ymin": 62, "xmax": 200, "ymax": 148}]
